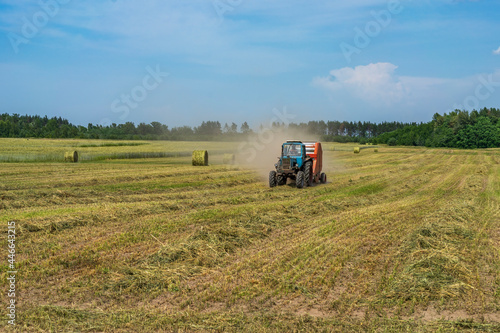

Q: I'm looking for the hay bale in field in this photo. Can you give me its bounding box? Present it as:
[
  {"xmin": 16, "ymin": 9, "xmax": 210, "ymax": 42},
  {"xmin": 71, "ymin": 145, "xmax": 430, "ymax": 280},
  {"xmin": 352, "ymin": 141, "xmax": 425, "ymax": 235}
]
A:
[
  {"xmin": 354, "ymin": 147, "xmax": 360, "ymax": 154},
  {"xmin": 64, "ymin": 151, "xmax": 79, "ymax": 162},
  {"xmin": 374, "ymin": 148, "xmax": 379, "ymax": 152},
  {"xmin": 192, "ymin": 150, "xmax": 208, "ymax": 166},
  {"xmin": 223, "ymin": 153, "xmax": 235, "ymax": 165}
]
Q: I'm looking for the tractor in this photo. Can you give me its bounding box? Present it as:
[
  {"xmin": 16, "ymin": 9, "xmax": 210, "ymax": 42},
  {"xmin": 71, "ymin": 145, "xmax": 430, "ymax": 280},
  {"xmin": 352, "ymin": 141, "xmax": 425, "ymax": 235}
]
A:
[{"xmin": 269, "ymin": 141, "xmax": 326, "ymax": 188}]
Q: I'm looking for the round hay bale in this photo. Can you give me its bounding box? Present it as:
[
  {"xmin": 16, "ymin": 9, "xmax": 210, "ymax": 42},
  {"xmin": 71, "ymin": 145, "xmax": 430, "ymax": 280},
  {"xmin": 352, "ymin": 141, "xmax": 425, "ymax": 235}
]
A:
[
  {"xmin": 222, "ymin": 153, "xmax": 235, "ymax": 165},
  {"xmin": 353, "ymin": 147, "xmax": 360, "ymax": 154},
  {"xmin": 374, "ymin": 148, "xmax": 378, "ymax": 153},
  {"xmin": 192, "ymin": 150, "xmax": 208, "ymax": 166},
  {"xmin": 64, "ymin": 151, "xmax": 79, "ymax": 162}
]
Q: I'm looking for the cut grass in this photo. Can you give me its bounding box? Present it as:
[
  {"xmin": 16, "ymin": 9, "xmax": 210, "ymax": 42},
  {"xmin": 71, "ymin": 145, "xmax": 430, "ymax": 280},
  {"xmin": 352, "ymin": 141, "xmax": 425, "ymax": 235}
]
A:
[
  {"xmin": 0, "ymin": 139, "xmax": 498, "ymax": 332},
  {"xmin": 17, "ymin": 305, "xmax": 500, "ymax": 332},
  {"xmin": 76, "ymin": 142, "xmax": 149, "ymax": 147},
  {"xmin": 0, "ymin": 138, "xmax": 237, "ymax": 162},
  {"xmin": 386, "ymin": 221, "xmax": 475, "ymax": 302}
]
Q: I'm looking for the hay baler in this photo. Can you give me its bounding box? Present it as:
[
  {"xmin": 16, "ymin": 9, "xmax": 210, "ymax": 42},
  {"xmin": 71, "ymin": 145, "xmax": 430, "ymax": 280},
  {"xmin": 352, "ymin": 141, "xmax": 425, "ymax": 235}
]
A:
[{"xmin": 269, "ymin": 141, "xmax": 326, "ymax": 188}]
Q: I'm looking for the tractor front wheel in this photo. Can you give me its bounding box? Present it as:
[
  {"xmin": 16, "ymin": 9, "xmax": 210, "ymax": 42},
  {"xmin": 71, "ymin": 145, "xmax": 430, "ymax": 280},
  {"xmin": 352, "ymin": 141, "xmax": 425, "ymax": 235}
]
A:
[
  {"xmin": 277, "ymin": 174, "xmax": 286, "ymax": 186},
  {"xmin": 320, "ymin": 172, "xmax": 327, "ymax": 184},
  {"xmin": 269, "ymin": 171, "xmax": 277, "ymax": 187},
  {"xmin": 296, "ymin": 171, "xmax": 305, "ymax": 189}
]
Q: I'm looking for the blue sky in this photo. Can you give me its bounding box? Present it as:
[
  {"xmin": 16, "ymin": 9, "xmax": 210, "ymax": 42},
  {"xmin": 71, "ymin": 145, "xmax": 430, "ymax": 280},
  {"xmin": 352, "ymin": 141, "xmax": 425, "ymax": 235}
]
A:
[{"xmin": 1, "ymin": 0, "xmax": 499, "ymax": 128}]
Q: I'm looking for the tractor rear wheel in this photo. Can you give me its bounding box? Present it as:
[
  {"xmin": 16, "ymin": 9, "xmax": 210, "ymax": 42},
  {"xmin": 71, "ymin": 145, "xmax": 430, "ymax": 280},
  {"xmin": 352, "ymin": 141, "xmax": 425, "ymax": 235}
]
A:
[
  {"xmin": 304, "ymin": 161, "xmax": 312, "ymax": 187},
  {"xmin": 277, "ymin": 174, "xmax": 286, "ymax": 186},
  {"xmin": 269, "ymin": 171, "xmax": 277, "ymax": 187},
  {"xmin": 296, "ymin": 171, "xmax": 305, "ymax": 188},
  {"xmin": 320, "ymin": 172, "xmax": 327, "ymax": 184}
]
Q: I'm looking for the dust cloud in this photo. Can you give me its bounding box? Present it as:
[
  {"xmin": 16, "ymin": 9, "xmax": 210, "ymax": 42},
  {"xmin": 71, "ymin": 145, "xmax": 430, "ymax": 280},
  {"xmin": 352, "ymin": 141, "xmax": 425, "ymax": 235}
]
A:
[{"xmin": 235, "ymin": 127, "xmax": 320, "ymax": 181}]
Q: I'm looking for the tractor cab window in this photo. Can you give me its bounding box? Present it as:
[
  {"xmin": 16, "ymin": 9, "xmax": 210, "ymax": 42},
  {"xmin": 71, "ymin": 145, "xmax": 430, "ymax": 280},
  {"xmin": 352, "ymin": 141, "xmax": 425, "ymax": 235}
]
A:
[{"xmin": 283, "ymin": 144, "xmax": 302, "ymax": 157}]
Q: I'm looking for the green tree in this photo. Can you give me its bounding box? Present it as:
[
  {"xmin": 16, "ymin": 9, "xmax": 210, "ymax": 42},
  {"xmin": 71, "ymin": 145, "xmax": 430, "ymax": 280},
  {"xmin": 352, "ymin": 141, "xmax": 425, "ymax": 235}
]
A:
[
  {"xmin": 240, "ymin": 122, "xmax": 251, "ymax": 133},
  {"xmin": 456, "ymin": 117, "xmax": 500, "ymax": 148}
]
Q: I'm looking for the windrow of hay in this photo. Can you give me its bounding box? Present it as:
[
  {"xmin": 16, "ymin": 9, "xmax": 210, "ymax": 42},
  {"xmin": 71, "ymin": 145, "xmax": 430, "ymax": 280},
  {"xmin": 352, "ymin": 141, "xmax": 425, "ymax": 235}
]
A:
[
  {"xmin": 355, "ymin": 146, "xmax": 379, "ymax": 153},
  {"xmin": 149, "ymin": 214, "xmax": 281, "ymax": 268},
  {"xmin": 331, "ymin": 146, "xmax": 379, "ymax": 152},
  {"xmin": 106, "ymin": 265, "xmax": 198, "ymax": 294},
  {"xmin": 385, "ymin": 221, "xmax": 475, "ymax": 302},
  {"xmin": 222, "ymin": 153, "xmax": 235, "ymax": 165},
  {"xmin": 108, "ymin": 213, "xmax": 287, "ymax": 293},
  {"xmin": 64, "ymin": 151, "xmax": 78, "ymax": 162},
  {"xmin": 331, "ymin": 146, "xmax": 352, "ymax": 152},
  {"xmin": 192, "ymin": 150, "xmax": 208, "ymax": 166},
  {"xmin": 90, "ymin": 151, "xmax": 193, "ymax": 161}
]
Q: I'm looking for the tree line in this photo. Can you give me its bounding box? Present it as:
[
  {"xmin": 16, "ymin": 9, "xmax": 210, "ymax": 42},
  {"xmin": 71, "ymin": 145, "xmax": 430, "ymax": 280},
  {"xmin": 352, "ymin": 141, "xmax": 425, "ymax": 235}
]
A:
[
  {"xmin": 374, "ymin": 108, "xmax": 500, "ymax": 148},
  {"xmin": 0, "ymin": 108, "xmax": 499, "ymax": 148},
  {"xmin": 0, "ymin": 114, "xmax": 416, "ymax": 142},
  {"xmin": 0, "ymin": 115, "xmax": 247, "ymax": 141}
]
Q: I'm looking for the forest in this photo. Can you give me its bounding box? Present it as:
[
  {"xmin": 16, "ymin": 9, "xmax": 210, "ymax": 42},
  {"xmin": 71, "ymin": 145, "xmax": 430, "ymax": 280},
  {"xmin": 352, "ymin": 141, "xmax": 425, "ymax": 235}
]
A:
[
  {"xmin": 374, "ymin": 108, "xmax": 500, "ymax": 148},
  {"xmin": 0, "ymin": 107, "xmax": 498, "ymax": 148}
]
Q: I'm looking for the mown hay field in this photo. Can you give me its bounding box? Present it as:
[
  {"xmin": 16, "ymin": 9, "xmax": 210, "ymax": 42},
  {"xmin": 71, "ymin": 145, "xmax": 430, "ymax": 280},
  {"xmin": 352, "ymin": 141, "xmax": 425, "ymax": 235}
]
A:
[
  {"xmin": 0, "ymin": 139, "xmax": 499, "ymax": 332},
  {"xmin": 0, "ymin": 138, "xmax": 236, "ymax": 162}
]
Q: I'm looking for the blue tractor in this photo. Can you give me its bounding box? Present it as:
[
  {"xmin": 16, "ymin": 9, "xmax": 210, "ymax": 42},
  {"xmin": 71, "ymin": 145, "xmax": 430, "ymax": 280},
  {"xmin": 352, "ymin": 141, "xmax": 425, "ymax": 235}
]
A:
[{"xmin": 269, "ymin": 140, "xmax": 326, "ymax": 188}]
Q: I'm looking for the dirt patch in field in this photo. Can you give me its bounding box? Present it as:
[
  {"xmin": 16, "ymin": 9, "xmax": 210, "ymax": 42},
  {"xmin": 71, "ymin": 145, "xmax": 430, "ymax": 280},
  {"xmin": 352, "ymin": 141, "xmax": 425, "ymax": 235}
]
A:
[{"xmin": 411, "ymin": 306, "xmax": 500, "ymax": 323}]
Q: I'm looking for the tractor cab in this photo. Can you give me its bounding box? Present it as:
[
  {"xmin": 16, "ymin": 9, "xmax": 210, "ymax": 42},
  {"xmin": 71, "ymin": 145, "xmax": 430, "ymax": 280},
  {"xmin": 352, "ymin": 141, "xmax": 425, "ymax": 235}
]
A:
[
  {"xmin": 283, "ymin": 143, "xmax": 303, "ymax": 157},
  {"xmin": 279, "ymin": 141, "xmax": 306, "ymax": 172}
]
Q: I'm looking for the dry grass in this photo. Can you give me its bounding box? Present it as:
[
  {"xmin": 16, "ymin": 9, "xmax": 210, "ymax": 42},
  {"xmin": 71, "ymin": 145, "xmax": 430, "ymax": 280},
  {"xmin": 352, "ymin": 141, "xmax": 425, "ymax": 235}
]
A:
[
  {"xmin": 0, "ymin": 139, "xmax": 499, "ymax": 332},
  {"xmin": 0, "ymin": 138, "xmax": 235, "ymax": 162}
]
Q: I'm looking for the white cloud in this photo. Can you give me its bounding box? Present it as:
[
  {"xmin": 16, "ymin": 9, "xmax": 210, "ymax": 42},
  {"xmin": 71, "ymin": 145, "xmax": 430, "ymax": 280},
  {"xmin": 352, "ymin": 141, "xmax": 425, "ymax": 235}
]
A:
[
  {"xmin": 493, "ymin": 46, "xmax": 500, "ymax": 55},
  {"xmin": 312, "ymin": 63, "xmax": 500, "ymax": 120},
  {"xmin": 312, "ymin": 63, "xmax": 407, "ymax": 105}
]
